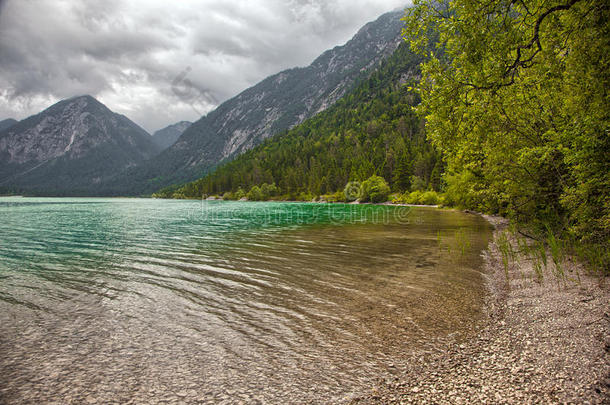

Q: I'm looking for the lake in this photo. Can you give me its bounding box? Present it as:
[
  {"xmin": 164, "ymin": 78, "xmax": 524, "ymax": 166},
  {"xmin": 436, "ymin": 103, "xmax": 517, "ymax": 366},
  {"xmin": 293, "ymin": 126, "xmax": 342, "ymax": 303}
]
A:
[{"xmin": 0, "ymin": 198, "xmax": 492, "ymax": 403}]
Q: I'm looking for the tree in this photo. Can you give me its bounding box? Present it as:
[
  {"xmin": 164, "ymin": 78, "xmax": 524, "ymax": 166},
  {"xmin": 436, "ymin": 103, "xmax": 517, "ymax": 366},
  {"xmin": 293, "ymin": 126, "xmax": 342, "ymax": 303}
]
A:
[
  {"xmin": 404, "ymin": 0, "xmax": 609, "ymax": 250},
  {"xmin": 169, "ymin": 42, "xmax": 442, "ymax": 201},
  {"xmin": 360, "ymin": 175, "xmax": 391, "ymax": 203},
  {"xmin": 247, "ymin": 186, "xmax": 263, "ymax": 201},
  {"xmin": 260, "ymin": 183, "xmax": 279, "ymax": 200}
]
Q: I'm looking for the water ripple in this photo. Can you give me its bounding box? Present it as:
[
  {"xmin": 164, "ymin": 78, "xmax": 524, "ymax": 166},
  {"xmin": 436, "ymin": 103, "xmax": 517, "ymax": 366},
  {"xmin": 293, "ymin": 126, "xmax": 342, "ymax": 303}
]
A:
[{"xmin": 0, "ymin": 198, "xmax": 493, "ymax": 403}]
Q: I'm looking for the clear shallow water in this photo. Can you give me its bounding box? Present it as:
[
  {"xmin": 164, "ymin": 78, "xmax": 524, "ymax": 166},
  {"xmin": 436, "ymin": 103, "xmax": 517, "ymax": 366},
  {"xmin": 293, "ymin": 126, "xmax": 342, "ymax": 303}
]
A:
[{"xmin": 0, "ymin": 198, "xmax": 492, "ymax": 404}]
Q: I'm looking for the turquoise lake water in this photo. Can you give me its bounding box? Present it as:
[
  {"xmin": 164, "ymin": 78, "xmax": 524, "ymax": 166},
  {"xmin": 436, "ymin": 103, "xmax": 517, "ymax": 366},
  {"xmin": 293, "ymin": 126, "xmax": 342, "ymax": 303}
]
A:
[{"xmin": 0, "ymin": 198, "xmax": 492, "ymax": 403}]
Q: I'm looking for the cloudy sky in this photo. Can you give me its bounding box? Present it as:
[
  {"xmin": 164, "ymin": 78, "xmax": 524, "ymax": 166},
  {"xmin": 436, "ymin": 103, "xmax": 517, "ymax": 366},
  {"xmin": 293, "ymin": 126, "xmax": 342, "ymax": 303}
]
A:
[{"xmin": 0, "ymin": 0, "xmax": 407, "ymax": 133}]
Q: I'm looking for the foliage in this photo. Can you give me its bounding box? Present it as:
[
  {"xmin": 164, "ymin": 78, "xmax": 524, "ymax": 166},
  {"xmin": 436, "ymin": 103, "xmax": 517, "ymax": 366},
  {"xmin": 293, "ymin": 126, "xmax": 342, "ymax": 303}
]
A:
[
  {"xmin": 167, "ymin": 42, "xmax": 443, "ymax": 201},
  {"xmin": 221, "ymin": 188, "xmax": 247, "ymax": 200},
  {"xmin": 343, "ymin": 181, "xmax": 362, "ymax": 202},
  {"xmin": 322, "ymin": 191, "xmax": 347, "ymax": 203},
  {"xmin": 419, "ymin": 190, "xmax": 441, "ymax": 205},
  {"xmin": 360, "ymin": 175, "xmax": 391, "ymax": 203},
  {"xmin": 246, "ymin": 186, "xmax": 264, "ymax": 201},
  {"xmin": 404, "ymin": 0, "xmax": 609, "ymax": 265},
  {"xmin": 243, "ymin": 183, "xmax": 279, "ymax": 201},
  {"xmin": 235, "ymin": 188, "xmax": 246, "ymax": 200},
  {"xmin": 393, "ymin": 190, "xmax": 442, "ymax": 205}
]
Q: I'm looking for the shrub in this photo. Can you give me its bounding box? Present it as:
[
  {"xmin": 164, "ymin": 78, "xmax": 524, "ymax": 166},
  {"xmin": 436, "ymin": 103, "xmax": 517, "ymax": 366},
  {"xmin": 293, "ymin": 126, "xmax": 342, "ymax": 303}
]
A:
[
  {"xmin": 404, "ymin": 190, "xmax": 423, "ymax": 204},
  {"xmin": 420, "ymin": 191, "xmax": 441, "ymax": 205},
  {"xmin": 296, "ymin": 192, "xmax": 314, "ymax": 201},
  {"xmin": 343, "ymin": 181, "xmax": 362, "ymax": 202},
  {"xmin": 235, "ymin": 188, "xmax": 246, "ymax": 200},
  {"xmin": 222, "ymin": 191, "xmax": 236, "ymax": 200},
  {"xmin": 323, "ymin": 191, "xmax": 345, "ymax": 203},
  {"xmin": 443, "ymin": 171, "xmax": 490, "ymax": 210},
  {"xmin": 260, "ymin": 183, "xmax": 279, "ymax": 200},
  {"xmin": 246, "ymin": 186, "xmax": 264, "ymax": 201},
  {"xmin": 390, "ymin": 193, "xmax": 405, "ymax": 204},
  {"xmin": 360, "ymin": 175, "xmax": 391, "ymax": 203}
]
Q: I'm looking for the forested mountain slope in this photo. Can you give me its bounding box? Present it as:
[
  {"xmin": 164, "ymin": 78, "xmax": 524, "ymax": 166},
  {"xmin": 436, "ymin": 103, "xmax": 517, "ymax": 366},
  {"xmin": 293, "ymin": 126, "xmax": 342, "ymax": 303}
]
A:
[
  {"xmin": 163, "ymin": 42, "xmax": 442, "ymax": 200},
  {"xmin": 106, "ymin": 9, "xmax": 407, "ymax": 195}
]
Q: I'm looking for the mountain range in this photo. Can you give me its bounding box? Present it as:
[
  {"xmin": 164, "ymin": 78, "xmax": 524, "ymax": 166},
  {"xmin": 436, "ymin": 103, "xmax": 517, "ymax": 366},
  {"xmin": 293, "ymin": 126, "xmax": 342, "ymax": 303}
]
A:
[
  {"xmin": 0, "ymin": 8, "xmax": 406, "ymax": 196},
  {"xmin": 0, "ymin": 96, "xmax": 160, "ymax": 195},
  {"xmin": 0, "ymin": 119, "xmax": 17, "ymax": 132},
  {"xmin": 103, "ymin": 8, "xmax": 406, "ymax": 195},
  {"xmin": 151, "ymin": 121, "xmax": 192, "ymax": 150},
  {"xmin": 166, "ymin": 41, "xmax": 439, "ymax": 201}
]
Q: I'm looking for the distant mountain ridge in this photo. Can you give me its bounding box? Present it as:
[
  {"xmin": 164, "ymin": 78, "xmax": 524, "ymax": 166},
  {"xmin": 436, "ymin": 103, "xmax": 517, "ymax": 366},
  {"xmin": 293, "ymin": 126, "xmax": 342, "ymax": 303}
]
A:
[
  {"xmin": 0, "ymin": 119, "xmax": 17, "ymax": 132},
  {"xmin": 152, "ymin": 121, "xmax": 192, "ymax": 150},
  {"xmin": 107, "ymin": 8, "xmax": 407, "ymax": 195},
  {"xmin": 0, "ymin": 95, "xmax": 161, "ymax": 195},
  {"xmin": 166, "ymin": 41, "xmax": 438, "ymax": 200}
]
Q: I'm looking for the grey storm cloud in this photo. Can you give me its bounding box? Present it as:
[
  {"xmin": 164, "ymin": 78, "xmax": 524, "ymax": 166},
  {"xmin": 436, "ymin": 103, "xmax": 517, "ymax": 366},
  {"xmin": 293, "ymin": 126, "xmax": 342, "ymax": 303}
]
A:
[{"xmin": 0, "ymin": 0, "xmax": 407, "ymax": 132}]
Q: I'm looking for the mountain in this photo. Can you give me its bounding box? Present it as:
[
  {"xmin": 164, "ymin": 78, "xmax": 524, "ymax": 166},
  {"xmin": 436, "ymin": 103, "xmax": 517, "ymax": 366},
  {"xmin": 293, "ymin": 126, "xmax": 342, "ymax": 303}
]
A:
[
  {"xmin": 0, "ymin": 95, "xmax": 161, "ymax": 195},
  {"xmin": 151, "ymin": 121, "xmax": 192, "ymax": 150},
  {"xmin": 162, "ymin": 41, "xmax": 442, "ymax": 200},
  {"xmin": 108, "ymin": 8, "xmax": 407, "ymax": 195},
  {"xmin": 0, "ymin": 119, "xmax": 17, "ymax": 132}
]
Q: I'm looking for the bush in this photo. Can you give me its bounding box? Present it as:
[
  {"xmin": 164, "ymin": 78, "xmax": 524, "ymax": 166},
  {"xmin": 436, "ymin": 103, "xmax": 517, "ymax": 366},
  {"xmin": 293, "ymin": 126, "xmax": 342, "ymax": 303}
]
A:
[
  {"xmin": 235, "ymin": 188, "xmax": 246, "ymax": 200},
  {"xmin": 442, "ymin": 171, "xmax": 489, "ymax": 209},
  {"xmin": 343, "ymin": 181, "xmax": 361, "ymax": 202},
  {"xmin": 420, "ymin": 191, "xmax": 441, "ymax": 205},
  {"xmin": 293, "ymin": 192, "xmax": 314, "ymax": 201},
  {"xmin": 222, "ymin": 191, "xmax": 236, "ymax": 200},
  {"xmin": 323, "ymin": 191, "xmax": 346, "ymax": 203},
  {"xmin": 360, "ymin": 175, "xmax": 391, "ymax": 203},
  {"xmin": 390, "ymin": 193, "xmax": 404, "ymax": 204},
  {"xmin": 260, "ymin": 183, "xmax": 279, "ymax": 200},
  {"xmin": 405, "ymin": 190, "xmax": 423, "ymax": 204},
  {"xmin": 246, "ymin": 186, "xmax": 264, "ymax": 201}
]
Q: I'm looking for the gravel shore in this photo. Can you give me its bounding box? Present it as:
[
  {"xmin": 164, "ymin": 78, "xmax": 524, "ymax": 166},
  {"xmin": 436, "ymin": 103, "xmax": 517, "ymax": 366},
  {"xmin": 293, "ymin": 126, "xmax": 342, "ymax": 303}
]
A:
[{"xmin": 352, "ymin": 214, "xmax": 609, "ymax": 404}]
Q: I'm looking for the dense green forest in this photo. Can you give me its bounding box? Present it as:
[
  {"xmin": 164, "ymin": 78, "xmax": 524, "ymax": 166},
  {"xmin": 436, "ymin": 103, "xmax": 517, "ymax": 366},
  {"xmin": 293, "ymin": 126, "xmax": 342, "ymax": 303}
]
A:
[
  {"xmin": 157, "ymin": 43, "xmax": 444, "ymax": 203},
  {"xmin": 160, "ymin": 0, "xmax": 608, "ymax": 270},
  {"xmin": 405, "ymin": 0, "xmax": 608, "ymax": 270}
]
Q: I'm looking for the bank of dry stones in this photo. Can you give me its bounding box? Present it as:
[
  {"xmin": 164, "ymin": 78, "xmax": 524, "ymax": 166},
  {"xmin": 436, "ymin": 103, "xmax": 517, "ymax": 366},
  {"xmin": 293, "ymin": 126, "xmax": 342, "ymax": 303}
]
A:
[{"xmin": 353, "ymin": 215, "xmax": 609, "ymax": 404}]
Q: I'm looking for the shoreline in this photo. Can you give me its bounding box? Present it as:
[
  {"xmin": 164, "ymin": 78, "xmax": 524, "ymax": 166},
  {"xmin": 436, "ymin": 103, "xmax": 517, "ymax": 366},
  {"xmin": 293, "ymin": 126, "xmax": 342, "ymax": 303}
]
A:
[
  {"xmin": 0, "ymin": 195, "xmax": 445, "ymax": 211},
  {"xmin": 352, "ymin": 214, "xmax": 609, "ymax": 404}
]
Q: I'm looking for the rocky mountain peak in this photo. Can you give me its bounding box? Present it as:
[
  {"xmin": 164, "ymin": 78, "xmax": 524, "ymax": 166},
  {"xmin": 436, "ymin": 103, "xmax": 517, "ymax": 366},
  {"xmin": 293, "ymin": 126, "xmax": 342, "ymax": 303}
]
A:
[
  {"xmin": 0, "ymin": 96, "xmax": 160, "ymax": 194},
  {"xmin": 110, "ymin": 8, "xmax": 408, "ymax": 195},
  {"xmin": 0, "ymin": 119, "xmax": 17, "ymax": 132}
]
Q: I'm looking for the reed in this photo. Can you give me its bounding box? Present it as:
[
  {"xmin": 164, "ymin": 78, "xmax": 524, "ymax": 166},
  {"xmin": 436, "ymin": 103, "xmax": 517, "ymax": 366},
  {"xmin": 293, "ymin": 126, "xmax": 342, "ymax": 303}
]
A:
[
  {"xmin": 496, "ymin": 231, "xmax": 512, "ymax": 287},
  {"xmin": 566, "ymin": 234, "xmax": 582, "ymax": 285},
  {"xmin": 455, "ymin": 228, "xmax": 471, "ymax": 256},
  {"xmin": 531, "ymin": 241, "xmax": 546, "ymax": 283},
  {"xmin": 516, "ymin": 236, "xmax": 531, "ymax": 282},
  {"xmin": 575, "ymin": 243, "xmax": 606, "ymax": 279},
  {"xmin": 546, "ymin": 225, "xmax": 566, "ymax": 288}
]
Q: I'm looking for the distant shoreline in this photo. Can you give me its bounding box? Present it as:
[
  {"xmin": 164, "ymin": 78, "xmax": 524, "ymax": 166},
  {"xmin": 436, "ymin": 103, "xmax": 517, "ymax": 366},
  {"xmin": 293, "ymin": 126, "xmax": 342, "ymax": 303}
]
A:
[{"xmin": 0, "ymin": 195, "xmax": 442, "ymax": 209}]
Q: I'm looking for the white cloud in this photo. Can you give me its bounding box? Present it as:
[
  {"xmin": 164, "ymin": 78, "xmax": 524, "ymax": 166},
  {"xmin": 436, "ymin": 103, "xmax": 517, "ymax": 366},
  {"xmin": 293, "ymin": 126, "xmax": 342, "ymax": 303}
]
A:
[{"xmin": 0, "ymin": 0, "xmax": 407, "ymax": 132}]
